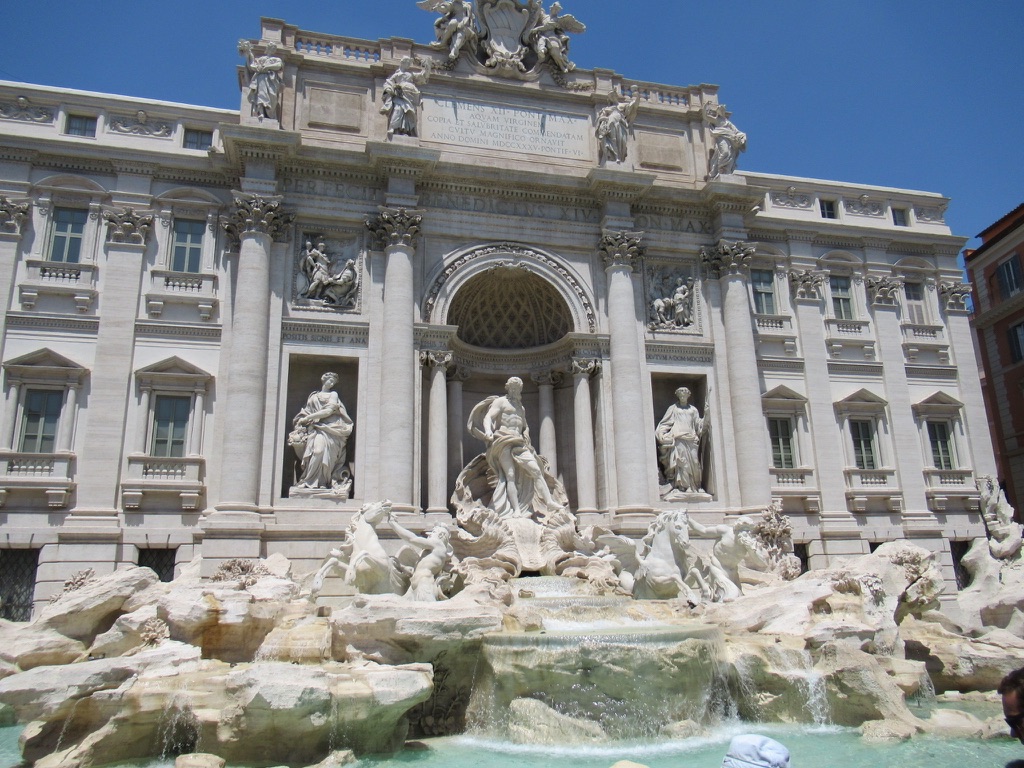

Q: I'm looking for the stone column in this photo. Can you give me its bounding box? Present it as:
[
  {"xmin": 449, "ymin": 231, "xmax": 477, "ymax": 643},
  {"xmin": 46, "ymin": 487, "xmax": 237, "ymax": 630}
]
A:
[
  {"xmin": 75, "ymin": 208, "xmax": 155, "ymax": 514},
  {"xmin": 571, "ymin": 358, "xmax": 600, "ymax": 516},
  {"xmin": 133, "ymin": 386, "xmax": 152, "ymax": 455},
  {"xmin": 215, "ymin": 193, "xmax": 293, "ymax": 511},
  {"xmin": 600, "ymin": 230, "xmax": 650, "ymax": 513},
  {"xmin": 1, "ymin": 378, "xmax": 20, "ymax": 451},
  {"xmin": 532, "ymin": 371, "xmax": 561, "ymax": 475},
  {"xmin": 366, "ymin": 209, "xmax": 422, "ymax": 509},
  {"xmin": 56, "ymin": 385, "xmax": 79, "ymax": 453},
  {"xmin": 0, "ymin": 197, "xmax": 30, "ymax": 363},
  {"xmin": 421, "ymin": 350, "xmax": 452, "ymax": 514},
  {"xmin": 701, "ymin": 241, "xmax": 771, "ymax": 510},
  {"xmin": 188, "ymin": 388, "xmax": 206, "ymax": 457},
  {"xmin": 447, "ymin": 366, "xmax": 468, "ymax": 491}
]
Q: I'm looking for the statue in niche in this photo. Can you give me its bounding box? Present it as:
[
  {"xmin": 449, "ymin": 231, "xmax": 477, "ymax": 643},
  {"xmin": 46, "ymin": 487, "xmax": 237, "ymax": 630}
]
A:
[
  {"xmin": 525, "ymin": 1, "xmax": 586, "ymax": 74},
  {"xmin": 238, "ymin": 40, "xmax": 283, "ymax": 122},
  {"xmin": 458, "ymin": 376, "xmax": 567, "ymax": 520},
  {"xmin": 297, "ymin": 240, "xmax": 359, "ymax": 308},
  {"xmin": 418, "ymin": 0, "xmax": 477, "ymax": 61},
  {"xmin": 650, "ymin": 274, "xmax": 695, "ymax": 330},
  {"xmin": 656, "ymin": 386, "xmax": 709, "ymax": 497},
  {"xmin": 381, "ymin": 57, "xmax": 432, "ymax": 139},
  {"xmin": 288, "ymin": 372, "xmax": 354, "ymax": 498},
  {"xmin": 596, "ymin": 92, "xmax": 640, "ymax": 164},
  {"xmin": 704, "ymin": 102, "xmax": 747, "ymax": 179}
]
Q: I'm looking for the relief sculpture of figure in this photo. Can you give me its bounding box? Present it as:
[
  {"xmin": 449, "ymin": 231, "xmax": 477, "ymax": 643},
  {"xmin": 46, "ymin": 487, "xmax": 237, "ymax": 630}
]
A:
[
  {"xmin": 418, "ymin": 0, "xmax": 477, "ymax": 61},
  {"xmin": 238, "ymin": 40, "xmax": 284, "ymax": 121},
  {"xmin": 704, "ymin": 102, "xmax": 747, "ymax": 179},
  {"xmin": 526, "ymin": 1, "xmax": 585, "ymax": 73},
  {"xmin": 288, "ymin": 372, "xmax": 354, "ymax": 496},
  {"xmin": 381, "ymin": 57, "xmax": 432, "ymax": 139},
  {"xmin": 657, "ymin": 386, "xmax": 709, "ymax": 495},
  {"xmin": 298, "ymin": 240, "xmax": 359, "ymax": 307},
  {"xmin": 468, "ymin": 376, "xmax": 564, "ymax": 519},
  {"xmin": 596, "ymin": 92, "xmax": 640, "ymax": 164}
]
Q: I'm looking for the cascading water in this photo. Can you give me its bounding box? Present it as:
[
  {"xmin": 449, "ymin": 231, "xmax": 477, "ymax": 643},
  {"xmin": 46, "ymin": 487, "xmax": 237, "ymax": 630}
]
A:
[{"xmin": 156, "ymin": 686, "xmax": 200, "ymax": 760}]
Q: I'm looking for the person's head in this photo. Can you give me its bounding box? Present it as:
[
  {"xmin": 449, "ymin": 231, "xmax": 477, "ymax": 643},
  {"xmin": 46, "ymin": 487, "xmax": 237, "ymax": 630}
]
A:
[
  {"xmin": 265, "ymin": 43, "xmax": 277, "ymax": 56},
  {"xmin": 400, "ymin": 56, "xmax": 414, "ymax": 70},
  {"xmin": 1000, "ymin": 667, "xmax": 1024, "ymax": 744},
  {"xmin": 506, "ymin": 376, "xmax": 523, "ymax": 397},
  {"xmin": 675, "ymin": 386, "xmax": 691, "ymax": 404},
  {"xmin": 321, "ymin": 371, "xmax": 339, "ymax": 389},
  {"xmin": 721, "ymin": 734, "xmax": 789, "ymax": 768},
  {"xmin": 428, "ymin": 525, "xmax": 451, "ymax": 544}
]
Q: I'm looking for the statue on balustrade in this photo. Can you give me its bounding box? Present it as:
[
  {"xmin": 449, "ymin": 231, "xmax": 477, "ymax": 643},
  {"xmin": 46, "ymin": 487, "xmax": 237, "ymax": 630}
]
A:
[
  {"xmin": 288, "ymin": 372, "xmax": 354, "ymax": 498},
  {"xmin": 656, "ymin": 386, "xmax": 709, "ymax": 497},
  {"xmin": 238, "ymin": 40, "xmax": 283, "ymax": 122},
  {"xmin": 596, "ymin": 92, "xmax": 640, "ymax": 164},
  {"xmin": 418, "ymin": 0, "xmax": 477, "ymax": 61},
  {"xmin": 704, "ymin": 102, "xmax": 746, "ymax": 179},
  {"xmin": 381, "ymin": 57, "xmax": 432, "ymax": 139},
  {"xmin": 455, "ymin": 376, "xmax": 567, "ymax": 521}
]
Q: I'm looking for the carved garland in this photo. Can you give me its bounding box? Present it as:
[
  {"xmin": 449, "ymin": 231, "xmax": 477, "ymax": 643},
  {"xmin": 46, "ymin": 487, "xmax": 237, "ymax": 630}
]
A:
[{"xmin": 424, "ymin": 243, "xmax": 598, "ymax": 333}]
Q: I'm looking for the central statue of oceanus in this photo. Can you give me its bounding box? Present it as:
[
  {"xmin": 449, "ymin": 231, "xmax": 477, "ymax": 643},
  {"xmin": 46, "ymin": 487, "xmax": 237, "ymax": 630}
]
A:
[{"xmin": 418, "ymin": 0, "xmax": 585, "ymax": 76}]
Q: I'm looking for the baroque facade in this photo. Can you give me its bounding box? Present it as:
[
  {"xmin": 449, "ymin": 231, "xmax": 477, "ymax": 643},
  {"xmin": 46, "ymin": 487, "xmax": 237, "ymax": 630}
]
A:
[{"xmin": 0, "ymin": 13, "xmax": 994, "ymax": 617}]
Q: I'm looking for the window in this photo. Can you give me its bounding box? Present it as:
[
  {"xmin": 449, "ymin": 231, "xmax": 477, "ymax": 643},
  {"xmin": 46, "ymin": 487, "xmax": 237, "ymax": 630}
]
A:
[
  {"xmin": 927, "ymin": 421, "xmax": 955, "ymax": 470},
  {"xmin": 65, "ymin": 114, "xmax": 97, "ymax": 137},
  {"xmin": 1010, "ymin": 322, "xmax": 1024, "ymax": 363},
  {"xmin": 996, "ymin": 255, "xmax": 1024, "ymax": 300},
  {"xmin": 819, "ymin": 199, "xmax": 837, "ymax": 219},
  {"xmin": 768, "ymin": 417, "xmax": 795, "ymax": 469},
  {"xmin": 151, "ymin": 395, "xmax": 190, "ymax": 457},
  {"xmin": 0, "ymin": 549, "xmax": 39, "ymax": 622},
  {"xmin": 903, "ymin": 282, "xmax": 928, "ymax": 325},
  {"xmin": 138, "ymin": 548, "xmax": 177, "ymax": 583},
  {"xmin": 183, "ymin": 129, "xmax": 213, "ymax": 151},
  {"xmin": 19, "ymin": 389, "xmax": 62, "ymax": 453},
  {"xmin": 830, "ymin": 275, "xmax": 854, "ymax": 320},
  {"xmin": 49, "ymin": 207, "xmax": 88, "ymax": 263},
  {"xmin": 892, "ymin": 207, "xmax": 909, "ymax": 227},
  {"xmin": 171, "ymin": 219, "xmax": 204, "ymax": 273},
  {"xmin": 849, "ymin": 419, "xmax": 877, "ymax": 470},
  {"xmin": 751, "ymin": 269, "xmax": 776, "ymax": 314}
]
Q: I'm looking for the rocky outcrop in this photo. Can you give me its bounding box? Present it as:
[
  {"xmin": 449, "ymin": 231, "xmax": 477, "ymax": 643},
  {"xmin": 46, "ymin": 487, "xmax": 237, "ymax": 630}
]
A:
[
  {"xmin": 506, "ymin": 697, "xmax": 607, "ymax": 743},
  {"xmin": 900, "ymin": 615, "xmax": 1024, "ymax": 692},
  {"xmin": 0, "ymin": 620, "xmax": 85, "ymax": 670}
]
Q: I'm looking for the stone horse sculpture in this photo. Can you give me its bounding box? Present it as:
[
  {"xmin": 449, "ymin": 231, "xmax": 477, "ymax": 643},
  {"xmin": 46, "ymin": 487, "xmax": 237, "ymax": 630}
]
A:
[
  {"xmin": 598, "ymin": 509, "xmax": 700, "ymax": 604},
  {"xmin": 311, "ymin": 500, "xmax": 410, "ymax": 597}
]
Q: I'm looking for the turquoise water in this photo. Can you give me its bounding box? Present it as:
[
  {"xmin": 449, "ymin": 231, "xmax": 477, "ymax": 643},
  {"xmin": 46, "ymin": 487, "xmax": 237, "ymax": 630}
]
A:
[{"xmin": 4, "ymin": 724, "xmax": 1022, "ymax": 768}]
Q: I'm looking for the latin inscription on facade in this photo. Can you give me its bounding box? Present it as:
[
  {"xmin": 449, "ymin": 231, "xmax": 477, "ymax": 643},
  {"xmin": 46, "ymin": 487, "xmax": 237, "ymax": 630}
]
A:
[{"xmin": 421, "ymin": 98, "xmax": 590, "ymax": 160}]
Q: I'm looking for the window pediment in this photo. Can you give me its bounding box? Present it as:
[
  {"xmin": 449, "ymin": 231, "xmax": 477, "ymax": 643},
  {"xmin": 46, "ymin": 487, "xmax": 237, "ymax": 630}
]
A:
[
  {"xmin": 912, "ymin": 391, "xmax": 964, "ymax": 418},
  {"xmin": 762, "ymin": 385, "xmax": 808, "ymax": 412},
  {"xmin": 834, "ymin": 388, "xmax": 887, "ymax": 416},
  {"xmin": 136, "ymin": 357, "xmax": 211, "ymax": 391},
  {"xmin": 3, "ymin": 348, "xmax": 88, "ymax": 385}
]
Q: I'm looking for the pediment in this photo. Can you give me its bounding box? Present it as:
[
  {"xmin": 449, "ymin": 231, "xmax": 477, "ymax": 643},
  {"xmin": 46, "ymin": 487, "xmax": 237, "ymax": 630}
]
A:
[
  {"xmin": 3, "ymin": 347, "xmax": 88, "ymax": 383},
  {"xmin": 154, "ymin": 187, "xmax": 223, "ymax": 206},
  {"xmin": 912, "ymin": 391, "xmax": 964, "ymax": 417},
  {"xmin": 34, "ymin": 174, "xmax": 108, "ymax": 194},
  {"xmin": 136, "ymin": 357, "xmax": 212, "ymax": 390},
  {"xmin": 762, "ymin": 385, "xmax": 807, "ymax": 403},
  {"xmin": 834, "ymin": 388, "xmax": 887, "ymax": 415}
]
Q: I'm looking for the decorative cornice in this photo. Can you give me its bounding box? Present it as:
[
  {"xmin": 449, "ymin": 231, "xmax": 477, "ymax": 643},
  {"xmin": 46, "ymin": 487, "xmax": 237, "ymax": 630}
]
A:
[
  {"xmin": 103, "ymin": 207, "xmax": 153, "ymax": 245},
  {"xmin": 0, "ymin": 197, "xmax": 31, "ymax": 236},
  {"xmin": 134, "ymin": 321, "xmax": 222, "ymax": 341},
  {"xmin": 644, "ymin": 342, "xmax": 714, "ymax": 365},
  {"xmin": 365, "ymin": 208, "xmax": 422, "ymax": 249},
  {"xmin": 905, "ymin": 365, "xmax": 958, "ymax": 381},
  {"xmin": 531, "ymin": 370, "xmax": 563, "ymax": 387},
  {"xmin": 223, "ymin": 192, "xmax": 294, "ymax": 245},
  {"xmin": 599, "ymin": 230, "xmax": 645, "ymax": 270},
  {"xmin": 5, "ymin": 314, "xmax": 99, "ymax": 334},
  {"xmin": 111, "ymin": 160, "xmax": 160, "ymax": 177},
  {"xmin": 281, "ymin": 320, "xmax": 370, "ymax": 347},
  {"xmin": 700, "ymin": 240, "xmax": 755, "ymax": 279}
]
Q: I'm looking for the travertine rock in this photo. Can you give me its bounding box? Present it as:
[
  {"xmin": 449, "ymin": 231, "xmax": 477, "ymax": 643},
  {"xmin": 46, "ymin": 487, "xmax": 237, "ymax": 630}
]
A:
[
  {"xmin": 0, "ymin": 619, "xmax": 86, "ymax": 669},
  {"xmin": 304, "ymin": 749, "xmax": 357, "ymax": 768},
  {"xmin": 900, "ymin": 615, "xmax": 1024, "ymax": 692},
  {"xmin": 507, "ymin": 697, "xmax": 607, "ymax": 743},
  {"xmin": 175, "ymin": 754, "xmax": 226, "ymax": 768}
]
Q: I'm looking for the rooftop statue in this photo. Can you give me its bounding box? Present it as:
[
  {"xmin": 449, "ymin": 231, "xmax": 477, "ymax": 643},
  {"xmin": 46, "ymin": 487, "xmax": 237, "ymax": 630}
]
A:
[
  {"xmin": 596, "ymin": 92, "xmax": 640, "ymax": 164},
  {"xmin": 525, "ymin": 0, "xmax": 585, "ymax": 74},
  {"xmin": 704, "ymin": 102, "xmax": 747, "ymax": 179},
  {"xmin": 381, "ymin": 57, "xmax": 432, "ymax": 138},
  {"xmin": 418, "ymin": 0, "xmax": 478, "ymax": 61},
  {"xmin": 238, "ymin": 40, "xmax": 283, "ymax": 122}
]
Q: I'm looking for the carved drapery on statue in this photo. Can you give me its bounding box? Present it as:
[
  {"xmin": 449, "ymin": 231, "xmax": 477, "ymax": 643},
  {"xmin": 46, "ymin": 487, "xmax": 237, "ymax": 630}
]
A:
[
  {"xmin": 596, "ymin": 92, "xmax": 640, "ymax": 164},
  {"xmin": 380, "ymin": 57, "xmax": 432, "ymax": 139},
  {"xmin": 0, "ymin": 197, "xmax": 30, "ymax": 236},
  {"xmin": 288, "ymin": 372, "xmax": 354, "ymax": 499},
  {"xmin": 296, "ymin": 238, "xmax": 360, "ymax": 309},
  {"xmin": 418, "ymin": 0, "xmax": 585, "ymax": 77},
  {"xmin": 238, "ymin": 40, "xmax": 284, "ymax": 122},
  {"xmin": 103, "ymin": 207, "xmax": 153, "ymax": 245},
  {"xmin": 656, "ymin": 386, "xmax": 709, "ymax": 498},
  {"xmin": 648, "ymin": 266, "xmax": 697, "ymax": 330},
  {"xmin": 704, "ymin": 102, "xmax": 747, "ymax": 179}
]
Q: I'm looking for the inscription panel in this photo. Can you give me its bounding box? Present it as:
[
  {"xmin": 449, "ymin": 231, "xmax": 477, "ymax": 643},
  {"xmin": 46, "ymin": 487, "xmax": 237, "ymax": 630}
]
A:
[{"xmin": 421, "ymin": 97, "xmax": 591, "ymax": 160}]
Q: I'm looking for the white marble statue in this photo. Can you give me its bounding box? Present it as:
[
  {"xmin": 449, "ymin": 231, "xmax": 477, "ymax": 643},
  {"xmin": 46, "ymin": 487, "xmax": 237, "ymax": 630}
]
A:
[
  {"xmin": 686, "ymin": 515, "xmax": 769, "ymax": 602},
  {"xmin": 310, "ymin": 500, "xmax": 409, "ymax": 597},
  {"xmin": 598, "ymin": 509, "xmax": 700, "ymax": 604},
  {"xmin": 238, "ymin": 41, "xmax": 284, "ymax": 122},
  {"xmin": 526, "ymin": 1, "xmax": 585, "ymax": 74},
  {"xmin": 465, "ymin": 376, "xmax": 565, "ymax": 520},
  {"xmin": 596, "ymin": 92, "xmax": 640, "ymax": 164},
  {"xmin": 389, "ymin": 519, "xmax": 456, "ymax": 601},
  {"xmin": 977, "ymin": 475, "xmax": 1023, "ymax": 560},
  {"xmin": 704, "ymin": 102, "xmax": 747, "ymax": 179},
  {"xmin": 288, "ymin": 372, "xmax": 354, "ymax": 497},
  {"xmin": 298, "ymin": 240, "xmax": 358, "ymax": 307},
  {"xmin": 656, "ymin": 386, "xmax": 708, "ymax": 495},
  {"xmin": 418, "ymin": 0, "xmax": 477, "ymax": 61},
  {"xmin": 381, "ymin": 57, "xmax": 432, "ymax": 139}
]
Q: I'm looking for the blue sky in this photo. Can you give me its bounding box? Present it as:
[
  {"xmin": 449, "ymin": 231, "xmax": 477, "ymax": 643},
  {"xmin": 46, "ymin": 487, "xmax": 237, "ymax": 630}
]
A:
[{"xmin": 3, "ymin": 1, "xmax": 1021, "ymax": 248}]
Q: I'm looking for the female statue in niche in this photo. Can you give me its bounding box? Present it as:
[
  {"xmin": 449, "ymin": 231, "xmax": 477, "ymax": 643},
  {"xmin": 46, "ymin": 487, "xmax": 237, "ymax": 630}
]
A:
[
  {"xmin": 288, "ymin": 372, "xmax": 354, "ymax": 496},
  {"xmin": 656, "ymin": 386, "xmax": 709, "ymax": 495}
]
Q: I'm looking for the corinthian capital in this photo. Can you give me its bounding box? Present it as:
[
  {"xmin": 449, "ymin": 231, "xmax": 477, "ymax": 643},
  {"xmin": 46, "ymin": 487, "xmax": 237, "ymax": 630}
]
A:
[
  {"xmin": 419, "ymin": 350, "xmax": 453, "ymax": 370},
  {"xmin": 939, "ymin": 281, "xmax": 971, "ymax": 311},
  {"xmin": 0, "ymin": 196, "xmax": 30, "ymax": 237},
  {"xmin": 223, "ymin": 192, "xmax": 293, "ymax": 245},
  {"xmin": 599, "ymin": 230, "xmax": 645, "ymax": 271},
  {"xmin": 570, "ymin": 358, "xmax": 600, "ymax": 378},
  {"xmin": 103, "ymin": 207, "xmax": 154, "ymax": 245},
  {"xmin": 700, "ymin": 240, "xmax": 756, "ymax": 279},
  {"xmin": 366, "ymin": 208, "xmax": 422, "ymax": 249}
]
